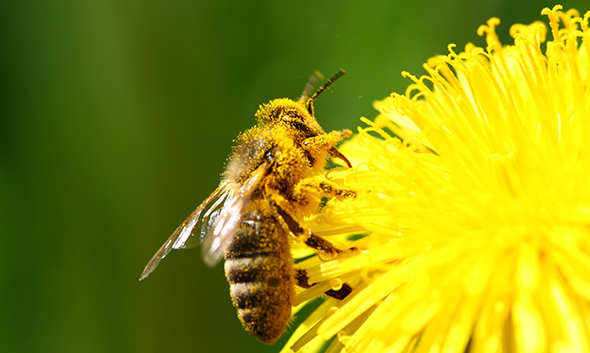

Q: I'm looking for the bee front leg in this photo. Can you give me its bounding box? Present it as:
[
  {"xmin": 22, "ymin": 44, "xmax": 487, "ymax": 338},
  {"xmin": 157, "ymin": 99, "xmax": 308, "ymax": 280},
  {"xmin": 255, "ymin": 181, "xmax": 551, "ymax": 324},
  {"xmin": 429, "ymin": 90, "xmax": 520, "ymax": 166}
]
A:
[
  {"xmin": 304, "ymin": 129, "xmax": 352, "ymax": 151},
  {"xmin": 303, "ymin": 129, "xmax": 353, "ymax": 168}
]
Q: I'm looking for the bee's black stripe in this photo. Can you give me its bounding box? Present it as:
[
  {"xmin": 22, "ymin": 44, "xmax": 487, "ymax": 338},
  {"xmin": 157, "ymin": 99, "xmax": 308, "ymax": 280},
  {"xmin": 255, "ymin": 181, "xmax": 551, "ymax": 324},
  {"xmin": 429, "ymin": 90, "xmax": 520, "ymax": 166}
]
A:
[
  {"xmin": 225, "ymin": 255, "xmax": 277, "ymax": 284},
  {"xmin": 226, "ymin": 264, "xmax": 265, "ymax": 284},
  {"xmin": 225, "ymin": 250, "xmax": 273, "ymax": 260},
  {"xmin": 238, "ymin": 308, "xmax": 256, "ymax": 324}
]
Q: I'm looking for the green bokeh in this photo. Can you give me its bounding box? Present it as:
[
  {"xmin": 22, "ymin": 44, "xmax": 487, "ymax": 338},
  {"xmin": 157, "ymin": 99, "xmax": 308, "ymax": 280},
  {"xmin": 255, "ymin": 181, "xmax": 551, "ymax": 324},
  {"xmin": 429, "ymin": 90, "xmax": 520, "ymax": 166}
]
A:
[{"xmin": 1, "ymin": 1, "xmax": 585, "ymax": 352}]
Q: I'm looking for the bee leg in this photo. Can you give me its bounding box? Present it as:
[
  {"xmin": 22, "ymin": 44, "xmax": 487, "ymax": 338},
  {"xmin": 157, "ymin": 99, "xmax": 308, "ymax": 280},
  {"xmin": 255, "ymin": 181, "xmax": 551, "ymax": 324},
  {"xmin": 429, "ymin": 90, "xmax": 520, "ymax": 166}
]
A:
[
  {"xmin": 270, "ymin": 200, "xmax": 356, "ymax": 300},
  {"xmin": 272, "ymin": 202, "xmax": 355, "ymax": 257},
  {"xmin": 304, "ymin": 129, "xmax": 352, "ymax": 151},
  {"xmin": 302, "ymin": 129, "xmax": 353, "ymax": 167},
  {"xmin": 295, "ymin": 269, "xmax": 353, "ymax": 300},
  {"xmin": 297, "ymin": 177, "xmax": 356, "ymax": 201}
]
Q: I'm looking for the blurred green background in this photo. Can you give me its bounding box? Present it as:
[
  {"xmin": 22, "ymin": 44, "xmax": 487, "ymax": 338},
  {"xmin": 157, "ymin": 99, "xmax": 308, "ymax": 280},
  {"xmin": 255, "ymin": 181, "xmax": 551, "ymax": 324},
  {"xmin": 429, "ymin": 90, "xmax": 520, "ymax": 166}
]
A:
[{"xmin": 1, "ymin": 1, "xmax": 586, "ymax": 352}]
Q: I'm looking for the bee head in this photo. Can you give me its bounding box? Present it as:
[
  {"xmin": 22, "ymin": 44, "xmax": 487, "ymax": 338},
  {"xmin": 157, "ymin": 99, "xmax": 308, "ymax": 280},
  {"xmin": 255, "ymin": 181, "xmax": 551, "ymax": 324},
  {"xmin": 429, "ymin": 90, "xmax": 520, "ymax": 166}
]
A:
[
  {"xmin": 255, "ymin": 98, "xmax": 325, "ymax": 138},
  {"xmin": 255, "ymin": 70, "xmax": 346, "ymax": 139}
]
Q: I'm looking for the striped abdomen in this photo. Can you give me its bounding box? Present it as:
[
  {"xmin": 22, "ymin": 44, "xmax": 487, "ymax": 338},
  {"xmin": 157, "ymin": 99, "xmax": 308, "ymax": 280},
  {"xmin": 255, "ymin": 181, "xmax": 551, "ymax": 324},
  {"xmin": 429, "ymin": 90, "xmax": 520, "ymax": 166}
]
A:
[{"xmin": 224, "ymin": 211, "xmax": 294, "ymax": 344}]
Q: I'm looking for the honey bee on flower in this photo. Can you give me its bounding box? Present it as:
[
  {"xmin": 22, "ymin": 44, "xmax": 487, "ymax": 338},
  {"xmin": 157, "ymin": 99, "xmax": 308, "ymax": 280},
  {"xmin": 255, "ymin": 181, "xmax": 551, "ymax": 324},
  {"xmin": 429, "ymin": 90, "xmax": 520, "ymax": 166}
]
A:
[{"xmin": 141, "ymin": 70, "xmax": 356, "ymax": 344}]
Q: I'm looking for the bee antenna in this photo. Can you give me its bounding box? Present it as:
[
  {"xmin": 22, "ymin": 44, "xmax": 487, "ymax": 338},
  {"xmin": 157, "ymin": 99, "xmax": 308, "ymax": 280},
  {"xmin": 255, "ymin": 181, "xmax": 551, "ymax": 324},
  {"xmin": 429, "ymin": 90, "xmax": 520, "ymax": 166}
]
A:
[{"xmin": 305, "ymin": 69, "xmax": 346, "ymax": 116}]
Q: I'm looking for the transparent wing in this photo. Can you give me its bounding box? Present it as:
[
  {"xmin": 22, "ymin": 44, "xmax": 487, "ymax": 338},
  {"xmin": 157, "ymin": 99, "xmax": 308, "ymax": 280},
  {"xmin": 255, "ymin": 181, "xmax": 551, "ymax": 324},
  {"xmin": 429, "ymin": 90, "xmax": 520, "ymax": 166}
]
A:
[
  {"xmin": 201, "ymin": 161, "xmax": 270, "ymax": 267},
  {"xmin": 139, "ymin": 183, "xmax": 230, "ymax": 281},
  {"xmin": 299, "ymin": 70, "xmax": 325, "ymax": 102},
  {"xmin": 181, "ymin": 188, "xmax": 230, "ymax": 250}
]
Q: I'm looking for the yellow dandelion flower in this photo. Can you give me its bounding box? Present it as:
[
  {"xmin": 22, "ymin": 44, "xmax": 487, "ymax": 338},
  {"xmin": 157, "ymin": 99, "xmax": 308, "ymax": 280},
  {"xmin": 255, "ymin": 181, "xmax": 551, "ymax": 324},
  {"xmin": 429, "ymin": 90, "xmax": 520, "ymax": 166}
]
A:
[{"xmin": 284, "ymin": 5, "xmax": 590, "ymax": 353}]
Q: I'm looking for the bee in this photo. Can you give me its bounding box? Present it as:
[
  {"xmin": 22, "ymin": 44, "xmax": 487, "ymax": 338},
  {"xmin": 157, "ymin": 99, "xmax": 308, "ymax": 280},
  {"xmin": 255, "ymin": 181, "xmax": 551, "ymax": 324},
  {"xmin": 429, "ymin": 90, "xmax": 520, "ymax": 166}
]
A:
[{"xmin": 140, "ymin": 70, "xmax": 356, "ymax": 344}]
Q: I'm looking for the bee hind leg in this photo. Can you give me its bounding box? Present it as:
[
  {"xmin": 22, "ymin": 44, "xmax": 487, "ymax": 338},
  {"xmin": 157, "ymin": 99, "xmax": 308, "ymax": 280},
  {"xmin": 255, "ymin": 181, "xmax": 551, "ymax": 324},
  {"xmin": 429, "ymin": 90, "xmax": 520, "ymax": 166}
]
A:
[
  {"xmin": 295, "ymin": 269, "xmax": 353, "ymax": 300},
  {"xmin": 270, "ymin": 200, "xmax": 356, "ymax": 301},
  {"xmin": 272, "ymin": 202, "xmax": 357, "ymax": 257}
]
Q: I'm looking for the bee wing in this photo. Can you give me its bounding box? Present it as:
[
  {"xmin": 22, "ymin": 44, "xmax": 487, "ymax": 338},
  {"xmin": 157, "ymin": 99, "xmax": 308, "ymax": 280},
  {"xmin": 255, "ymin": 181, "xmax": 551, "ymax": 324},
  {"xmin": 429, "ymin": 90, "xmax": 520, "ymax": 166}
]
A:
[
  {"xmin": 139, "ymin": 183, "xmax": 230, "ymax": 281},
  {"xmin": 201, "ymin": 161, "xmax": 270, "ymax": 267}
]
